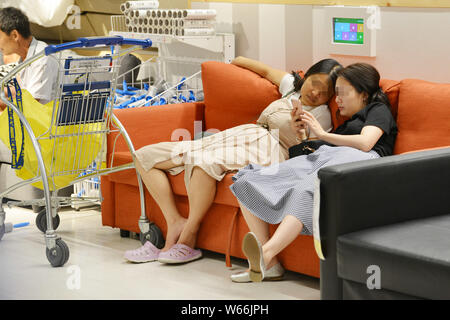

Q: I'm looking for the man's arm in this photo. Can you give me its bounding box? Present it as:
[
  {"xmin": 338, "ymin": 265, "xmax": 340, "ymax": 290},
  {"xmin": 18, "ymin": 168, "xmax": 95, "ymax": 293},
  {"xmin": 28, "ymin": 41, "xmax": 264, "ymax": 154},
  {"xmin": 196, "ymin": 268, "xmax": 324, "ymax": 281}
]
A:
[
  {"xmin": 20, "ymin": 55, "xmax": 58, "ymax": 104},
  {"xmin": 0, "ymin": 86, "xmax": 12, "ymax": 112}
]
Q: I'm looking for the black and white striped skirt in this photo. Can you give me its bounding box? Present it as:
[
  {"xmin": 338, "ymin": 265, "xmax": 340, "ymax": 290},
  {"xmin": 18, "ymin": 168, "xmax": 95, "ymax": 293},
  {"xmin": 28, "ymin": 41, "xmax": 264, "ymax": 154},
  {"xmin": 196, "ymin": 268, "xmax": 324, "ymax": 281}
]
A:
[{"xmin": 229, "ymin": 145, "xmax": 380, "ymax": 235}]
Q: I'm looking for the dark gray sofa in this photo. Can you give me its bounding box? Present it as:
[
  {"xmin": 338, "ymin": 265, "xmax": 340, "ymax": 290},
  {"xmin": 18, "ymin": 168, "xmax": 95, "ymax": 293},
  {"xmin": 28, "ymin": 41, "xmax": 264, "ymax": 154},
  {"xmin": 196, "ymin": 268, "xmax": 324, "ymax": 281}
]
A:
[{"xmin": 316, "ymin": 147, "xmax": 450, "ymax": 299}]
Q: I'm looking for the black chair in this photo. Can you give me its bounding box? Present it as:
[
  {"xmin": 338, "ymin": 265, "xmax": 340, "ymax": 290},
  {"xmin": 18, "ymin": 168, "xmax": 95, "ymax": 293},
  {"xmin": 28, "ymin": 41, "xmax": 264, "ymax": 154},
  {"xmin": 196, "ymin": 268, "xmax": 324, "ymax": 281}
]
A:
[{"xmin": 316, "ymin": 147, "xmax": 450, "ymax": 299}]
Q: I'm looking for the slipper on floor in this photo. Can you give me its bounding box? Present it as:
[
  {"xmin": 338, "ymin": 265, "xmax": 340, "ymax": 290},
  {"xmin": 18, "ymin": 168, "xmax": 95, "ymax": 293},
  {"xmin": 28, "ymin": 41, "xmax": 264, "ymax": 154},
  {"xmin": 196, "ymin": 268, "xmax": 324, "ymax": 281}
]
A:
[
  {"xmin": 124, "ymin": 241, "xmax": 160, "ymax": 263},
  {"xmin": 242, "ymin": 232, "xmax": 265, "ymax": 282},
  {"xmin": 230, "ymin": 263, "xmax": 285, "ymax": 283},
  {"xmin": 158, "ymin": 243, "xmax": 202, "ymax": 264}
]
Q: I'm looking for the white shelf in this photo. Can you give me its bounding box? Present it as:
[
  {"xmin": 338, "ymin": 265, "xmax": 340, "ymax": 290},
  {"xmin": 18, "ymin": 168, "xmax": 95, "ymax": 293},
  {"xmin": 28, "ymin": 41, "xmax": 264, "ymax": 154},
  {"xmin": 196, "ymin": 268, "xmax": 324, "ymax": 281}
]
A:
[
  {"xmin": 110, "ymin": 31, "xmax": 233, "ymax": 54},
  {"xmin": 110, "ymin": 30, "xmax": 235, "ymax": 95}
]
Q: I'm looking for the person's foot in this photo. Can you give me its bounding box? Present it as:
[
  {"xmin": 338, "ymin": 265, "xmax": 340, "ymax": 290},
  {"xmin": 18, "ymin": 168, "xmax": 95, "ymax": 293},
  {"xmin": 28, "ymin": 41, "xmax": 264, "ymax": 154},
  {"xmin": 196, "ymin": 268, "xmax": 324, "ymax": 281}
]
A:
[
  {"xmin": 162, "ymin": 218, "xmax": 187, "ymax": 252},
  {"xmin": 124, "ymin": 241, "xmax": 160, "ymax": 263},
  {"xmin": 263, "ymin": 254, "xmax": 279, "ymax": 271},
  {"xmin": 242, "ymin": 232, "xmax": 265, "ymax": 282},
  {"xmin": 230, "ymin": 263, "xmax": 285, "ymax": 283},
  {"xmin": 177, "ymin": 227, "xmax": 198, "ymax": 250},
  {"xmin": 158, "ymin": 244, "xmax": 202, "ymax": 264}
]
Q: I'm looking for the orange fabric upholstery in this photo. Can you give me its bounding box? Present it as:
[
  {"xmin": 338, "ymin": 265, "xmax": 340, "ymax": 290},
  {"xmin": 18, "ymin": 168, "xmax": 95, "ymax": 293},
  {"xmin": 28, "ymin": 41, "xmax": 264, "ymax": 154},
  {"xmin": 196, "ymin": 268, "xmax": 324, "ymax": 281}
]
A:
[
  {"xmin": 401, "ymin": 146, "xmax": 450, "ymax": 155},
  {"xmin": 394, "ymin": 79, "xmax": 450, "ymax": 154},
  {"xmin": 101, "ymin": 61, "xmax": 450, "ymax": 280},
  {"xmin": 225, "ymin": 207, "xmax": 239, "ymax": 267},
  {"xmin": 100, "ymin": 176, "xmax": 115, "ymax": 227},
  {"xmin": 202, "ymin": 61, "xmax": 281, "ymax": 131},
  {"xmin": 380, "ymin": 79, "xmax": 400, "ymax": 120},
  {"xmin": 108, "ymin": 102, "xmax": 205, "ymax": 155}
]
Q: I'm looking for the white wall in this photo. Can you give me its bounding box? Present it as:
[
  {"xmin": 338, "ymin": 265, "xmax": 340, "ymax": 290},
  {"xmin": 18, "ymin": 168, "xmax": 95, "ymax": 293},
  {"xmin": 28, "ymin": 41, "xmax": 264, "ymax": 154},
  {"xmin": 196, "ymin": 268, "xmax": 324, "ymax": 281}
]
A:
[
  {"xmin": 192, "ymin": 2, "xmax": 450, "ymax": 83},
  {"xmin": 191, "ymin": 2, "xmax": 313, "ymax": 75},
  {"xmin": 313, "ymin": 6, "xmax": 450, "ymax": 82}
]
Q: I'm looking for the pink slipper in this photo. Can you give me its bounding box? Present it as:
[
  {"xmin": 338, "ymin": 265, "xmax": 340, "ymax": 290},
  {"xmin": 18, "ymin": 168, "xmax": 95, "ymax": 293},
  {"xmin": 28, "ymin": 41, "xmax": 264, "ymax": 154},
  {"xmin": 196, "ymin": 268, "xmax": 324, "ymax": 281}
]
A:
[
  {"xmin": 157, "ymin": 244, "xmax": 202, "ymax": 264},
  {"xmin": 124, "ymin": 241, "xmax": 160, "ymax": 263}
]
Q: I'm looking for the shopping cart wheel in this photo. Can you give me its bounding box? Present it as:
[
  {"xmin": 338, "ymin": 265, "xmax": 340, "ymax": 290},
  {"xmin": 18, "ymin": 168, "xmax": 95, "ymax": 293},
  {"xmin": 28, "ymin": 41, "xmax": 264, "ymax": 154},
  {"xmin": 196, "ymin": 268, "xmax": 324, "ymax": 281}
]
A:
[
  {"xmin": 36, "ymin": 208, "xmax": 60, "ymax": 233},
  {"xmin": 140, "ymin": 222, "xmax": 165, "ymax": 249},
  {"xmin": 46, "ymin": 238, "xmax": 70, "ymax": 267},
  {"xmin": 0, "ymin": 223, "xmax": 5, "ymax": 241}
]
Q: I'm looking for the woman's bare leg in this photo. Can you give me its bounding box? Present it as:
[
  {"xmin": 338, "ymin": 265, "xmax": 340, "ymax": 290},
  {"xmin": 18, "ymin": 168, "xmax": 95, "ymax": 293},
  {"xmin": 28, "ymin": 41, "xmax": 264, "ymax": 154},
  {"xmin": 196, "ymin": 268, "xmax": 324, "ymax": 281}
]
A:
[
  {"xmin": 240, "ymin": 205, "xmax": 303, "ymax": 270},
  {"xmin": 239, "ymin": 204, "xmax": 277, "ymax": 271},
  {"xmin": 262, "ymin": 215, "xmax": 304, "ymax": 269},
  {"xmin": 135, "ymin": 158, "xmax": 186, "ymax": 251},
  {"xmin": 177, "ymin": 166, "xmax": 217, "ymax": 249},
  {"xmin": 239, "ymin": 203, "xmax": 271, "ymax": 246}
]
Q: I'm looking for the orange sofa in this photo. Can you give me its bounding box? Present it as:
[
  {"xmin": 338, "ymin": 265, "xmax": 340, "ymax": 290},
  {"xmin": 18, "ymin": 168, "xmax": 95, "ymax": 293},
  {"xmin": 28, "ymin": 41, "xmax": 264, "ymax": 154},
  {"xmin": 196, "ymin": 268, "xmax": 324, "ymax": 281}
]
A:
[{"xmin": 100, "ymin": 61, "xmax": 450, "ymax": 278}]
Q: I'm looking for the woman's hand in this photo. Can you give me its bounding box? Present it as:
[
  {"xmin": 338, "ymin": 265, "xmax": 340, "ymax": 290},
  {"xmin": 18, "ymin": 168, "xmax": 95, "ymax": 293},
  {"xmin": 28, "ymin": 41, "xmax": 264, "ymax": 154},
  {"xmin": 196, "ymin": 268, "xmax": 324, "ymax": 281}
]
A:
[
  {"xmin": 300, "ymin": 110, "xmax": 326, "ymax": 139},
  {"xmin": 290, "ymin": 104, "xmax": 307, "ymax": 140}
]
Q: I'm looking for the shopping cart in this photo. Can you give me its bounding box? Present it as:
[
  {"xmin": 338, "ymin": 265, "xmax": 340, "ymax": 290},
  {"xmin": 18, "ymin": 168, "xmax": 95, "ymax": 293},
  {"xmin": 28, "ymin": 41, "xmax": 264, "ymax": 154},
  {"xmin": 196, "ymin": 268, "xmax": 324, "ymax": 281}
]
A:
[
  {"xmin": 0, "ymin": 36, "xmax": 164, "ymax": 267},
  {"xmin": 70, "ymin": 162, "xmax": 101, "ymax": 211}
]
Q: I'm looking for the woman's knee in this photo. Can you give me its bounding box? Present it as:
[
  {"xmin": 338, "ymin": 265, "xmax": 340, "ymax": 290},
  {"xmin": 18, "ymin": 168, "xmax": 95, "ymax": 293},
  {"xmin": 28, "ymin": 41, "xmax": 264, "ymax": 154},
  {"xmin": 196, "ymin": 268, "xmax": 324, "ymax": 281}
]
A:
[
  {"xmin": 192, "ymin": 166, "xmax": 216, "ymax": 185},
  {"xmin": 134, "ymin": 158, "xmax": 146, "ymax": 174},
  {"xmin": 154, "ymin": 158, "xmax": 182, "ymax": 170}
]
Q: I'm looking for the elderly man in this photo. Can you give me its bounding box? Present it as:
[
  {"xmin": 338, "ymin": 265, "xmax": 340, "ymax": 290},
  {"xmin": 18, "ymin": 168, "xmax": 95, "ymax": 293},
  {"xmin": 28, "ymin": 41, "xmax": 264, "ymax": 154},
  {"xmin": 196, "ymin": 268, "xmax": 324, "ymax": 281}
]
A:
[{"xmin": 0, "ymin": 7, "xmax": 59, "ymax": 111}]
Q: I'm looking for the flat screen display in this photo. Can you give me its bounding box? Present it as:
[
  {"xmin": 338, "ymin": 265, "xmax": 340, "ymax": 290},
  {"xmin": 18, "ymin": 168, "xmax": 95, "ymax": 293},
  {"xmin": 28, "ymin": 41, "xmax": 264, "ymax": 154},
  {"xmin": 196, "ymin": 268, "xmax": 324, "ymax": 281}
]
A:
[{"xmin": 333, "ymin": 18, "xmax": 364, "ymax": 45}]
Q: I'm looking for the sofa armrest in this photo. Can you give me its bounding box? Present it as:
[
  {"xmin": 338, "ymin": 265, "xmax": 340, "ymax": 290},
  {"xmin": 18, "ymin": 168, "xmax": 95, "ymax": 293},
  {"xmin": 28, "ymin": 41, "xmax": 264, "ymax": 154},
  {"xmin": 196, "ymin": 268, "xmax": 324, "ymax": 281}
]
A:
[
  {"xmin": 316, "ymin": 147, "xmax": 450, "ymax": 299},
  {"xmin": 107, "ymin": 102, "xmax": 205, "ymax": 160}
]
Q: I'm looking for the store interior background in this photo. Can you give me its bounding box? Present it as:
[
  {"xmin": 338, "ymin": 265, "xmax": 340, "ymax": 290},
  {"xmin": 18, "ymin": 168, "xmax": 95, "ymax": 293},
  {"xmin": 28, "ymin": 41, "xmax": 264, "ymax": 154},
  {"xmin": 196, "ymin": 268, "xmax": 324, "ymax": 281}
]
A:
[
  {"xmin": 1, "ymin": 0, "xmax": 449, "ymax": 300},
  {"xmin": 25, "ymin": 0, "xmax": 450, "ymax": 83},
  {"xmin": 191, "ymin": 1, "xmax": 450, "ymax": 83}
]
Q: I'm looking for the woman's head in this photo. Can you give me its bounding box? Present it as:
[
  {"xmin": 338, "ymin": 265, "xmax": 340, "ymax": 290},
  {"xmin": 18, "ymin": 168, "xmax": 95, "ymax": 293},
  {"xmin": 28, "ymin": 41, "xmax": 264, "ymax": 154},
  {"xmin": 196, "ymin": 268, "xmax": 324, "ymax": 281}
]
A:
[
  {"xmin": 292, "ymin": 58, "xmax": 342, "ymax": 107},
  {"xmin": 335, "ymin": 63, "xmax": 390, "ymax": 117}
]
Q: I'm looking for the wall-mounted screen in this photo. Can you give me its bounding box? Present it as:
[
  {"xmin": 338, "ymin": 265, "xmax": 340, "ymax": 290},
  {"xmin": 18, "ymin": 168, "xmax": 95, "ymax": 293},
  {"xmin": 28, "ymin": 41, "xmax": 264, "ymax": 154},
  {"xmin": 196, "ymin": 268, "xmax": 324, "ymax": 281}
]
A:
[{"xmin": 333, "ymin": 17, "xmax": 364, "ymax": 45}]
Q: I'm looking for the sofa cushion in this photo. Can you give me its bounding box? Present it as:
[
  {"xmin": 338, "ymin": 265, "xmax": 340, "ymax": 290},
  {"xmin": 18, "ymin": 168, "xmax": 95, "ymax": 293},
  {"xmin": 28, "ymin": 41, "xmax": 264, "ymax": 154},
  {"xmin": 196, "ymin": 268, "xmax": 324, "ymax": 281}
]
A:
[
  {"xmin": 107, "ymin": 151, "xmax": 240, "ymax": 207},
  {"xmin": 109, "ymin": 102, "xmax": 205, "ymax": 154},
  {"xmin": 394, "ymin": 79, "xmax": 450, "ymax": 154},
  {"xmin": 167, "ymin": 172, "xmax": 239, "ymax": 208},
  {"xmin": 337, "ymin": 214, "xmax": 450, "ymax": 300},
  {"xmin": 201, "ymin": 61, "xmax": 281, "ymax": 131},
  {"xmin": 379, "ymin": 79, "xmax": 400, "ymax": 120}
]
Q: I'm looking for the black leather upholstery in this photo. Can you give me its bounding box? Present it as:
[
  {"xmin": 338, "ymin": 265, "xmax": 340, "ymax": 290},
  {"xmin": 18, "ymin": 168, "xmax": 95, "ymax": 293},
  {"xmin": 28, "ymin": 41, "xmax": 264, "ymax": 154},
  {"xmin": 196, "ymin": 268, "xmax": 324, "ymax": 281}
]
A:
[
  {"xmin": 317, "ymin": 147, "xmax": 450, "ymax": 299},
  {"xmin": 342, "ymin": 279, "xmax": 421, "ymax": 300},
  {"xmin": 338, "ymin": 214, "xmax": 450, "ymax": 300}
]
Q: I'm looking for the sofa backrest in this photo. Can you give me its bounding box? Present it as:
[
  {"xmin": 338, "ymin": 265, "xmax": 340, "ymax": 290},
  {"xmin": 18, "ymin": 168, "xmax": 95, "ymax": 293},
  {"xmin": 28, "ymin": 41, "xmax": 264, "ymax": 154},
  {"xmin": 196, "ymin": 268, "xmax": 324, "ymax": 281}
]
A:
[
  {"xmin": 201, "ymin": 62, "xmax": 450, "ymax": 156},
  {"xmin": 393, "ymin": 79, "xmax": 450, "ymax": 154},
  {"xmin": 201, "ymin": 61, "xmax": 281, "ymax": 131}
]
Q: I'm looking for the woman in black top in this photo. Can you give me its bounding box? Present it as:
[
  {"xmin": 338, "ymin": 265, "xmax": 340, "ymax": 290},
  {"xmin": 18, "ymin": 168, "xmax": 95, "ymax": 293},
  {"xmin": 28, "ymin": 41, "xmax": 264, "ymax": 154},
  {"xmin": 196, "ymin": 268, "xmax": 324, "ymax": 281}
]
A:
[{"xmin": 229, "ymin": 63, "xmax": 397, "ymax": 283}]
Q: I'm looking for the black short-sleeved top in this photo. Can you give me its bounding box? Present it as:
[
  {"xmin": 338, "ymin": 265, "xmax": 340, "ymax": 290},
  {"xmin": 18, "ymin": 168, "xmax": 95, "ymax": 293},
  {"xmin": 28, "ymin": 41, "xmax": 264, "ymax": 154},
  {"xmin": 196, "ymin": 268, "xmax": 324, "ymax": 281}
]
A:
[{"xmin": 334, "ymin": 102, "xmax": 398, "ymax": 157}]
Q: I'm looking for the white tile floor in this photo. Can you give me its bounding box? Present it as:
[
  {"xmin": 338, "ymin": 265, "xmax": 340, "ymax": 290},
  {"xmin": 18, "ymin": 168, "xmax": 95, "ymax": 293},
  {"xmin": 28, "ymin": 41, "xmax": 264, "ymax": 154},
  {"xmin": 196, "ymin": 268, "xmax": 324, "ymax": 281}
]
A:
[{"xmin": 0, "ymin": 205, "xmax": 320, "ymax": 300}]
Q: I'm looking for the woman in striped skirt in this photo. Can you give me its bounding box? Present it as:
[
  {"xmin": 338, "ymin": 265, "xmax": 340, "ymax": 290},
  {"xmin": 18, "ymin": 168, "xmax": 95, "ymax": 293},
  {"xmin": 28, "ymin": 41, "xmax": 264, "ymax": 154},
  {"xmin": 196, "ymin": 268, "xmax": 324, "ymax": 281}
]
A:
[{"xmin": 229, "ymin": 63, "xmax": 398, "ymax": 282}]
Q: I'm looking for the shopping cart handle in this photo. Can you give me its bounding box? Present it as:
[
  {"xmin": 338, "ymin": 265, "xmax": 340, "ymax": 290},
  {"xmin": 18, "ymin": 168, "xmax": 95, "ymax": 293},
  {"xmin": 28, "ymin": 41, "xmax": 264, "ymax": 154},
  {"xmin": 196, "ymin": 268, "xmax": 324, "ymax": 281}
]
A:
[{"xmin": 44, "ymin": 36, "xmax": 152, "ymax": 56}]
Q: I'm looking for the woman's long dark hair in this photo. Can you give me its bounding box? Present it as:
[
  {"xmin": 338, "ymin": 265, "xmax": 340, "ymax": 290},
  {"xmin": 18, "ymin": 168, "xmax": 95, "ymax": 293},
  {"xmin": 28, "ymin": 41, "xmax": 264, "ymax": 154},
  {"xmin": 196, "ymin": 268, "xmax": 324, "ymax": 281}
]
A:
[
  {"xmin": 291, "ymin": 58, "xmax": 343, "ymax": 94},
  {"xmin": 335, "ymin": 63, "xmax": 391, "ymax": 108}
]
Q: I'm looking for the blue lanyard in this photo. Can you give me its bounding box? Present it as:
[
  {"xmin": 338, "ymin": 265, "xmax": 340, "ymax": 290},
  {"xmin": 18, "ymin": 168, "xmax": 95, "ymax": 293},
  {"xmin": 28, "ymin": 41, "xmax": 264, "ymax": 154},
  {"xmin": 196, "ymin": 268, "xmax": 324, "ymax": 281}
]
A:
[{"xmin": 6, "ymin": 78, "xmax": 25, "ymax": 169}]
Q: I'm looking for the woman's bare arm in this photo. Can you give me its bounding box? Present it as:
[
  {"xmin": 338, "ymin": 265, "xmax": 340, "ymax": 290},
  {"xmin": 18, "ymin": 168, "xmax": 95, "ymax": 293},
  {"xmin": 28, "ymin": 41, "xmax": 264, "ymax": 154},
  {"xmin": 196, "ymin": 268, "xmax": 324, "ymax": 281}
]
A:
[
  {"xmin": 231, "ymin": 56, "xmax": 288, "ymax": 87},
  {"xmin": 301, "ymin": 110, "xmax": 384, "ymax": 152}
]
